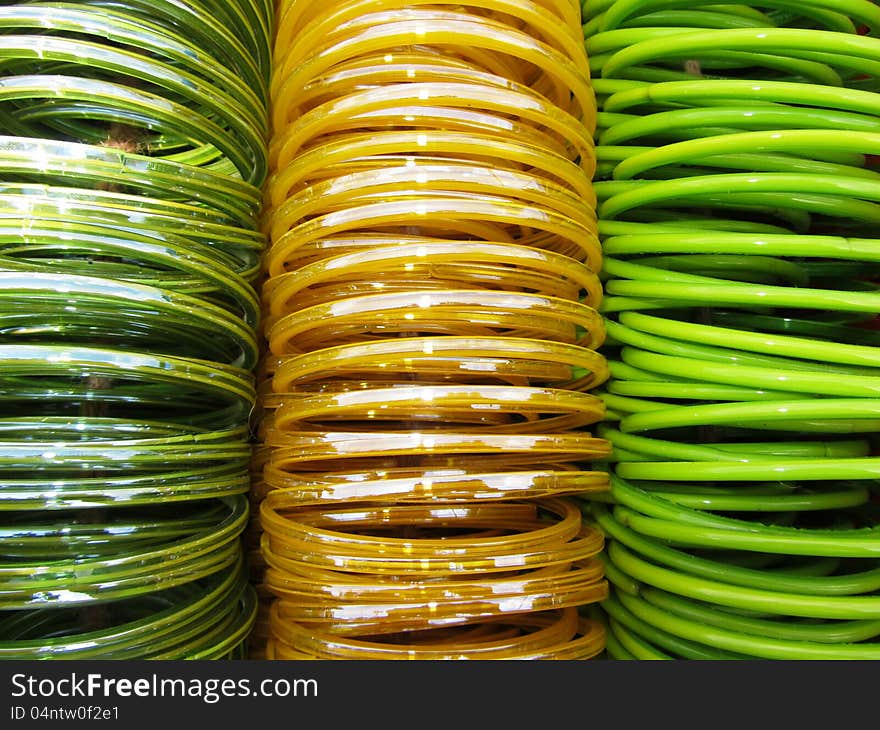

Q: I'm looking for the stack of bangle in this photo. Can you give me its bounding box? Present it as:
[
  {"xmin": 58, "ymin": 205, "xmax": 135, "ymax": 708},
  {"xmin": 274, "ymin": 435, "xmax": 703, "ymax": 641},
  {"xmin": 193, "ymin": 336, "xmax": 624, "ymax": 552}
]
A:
[
  {"xmin": 583, "ymin": 0, "xmax": 880, "ymax": 659},
  {"xmin": 0, "ymin": 0, "xmax": 271, "ymax": 658},
  {"xmin": 257, "ymin": 0, "xmax": 610, "ymax": 659}
]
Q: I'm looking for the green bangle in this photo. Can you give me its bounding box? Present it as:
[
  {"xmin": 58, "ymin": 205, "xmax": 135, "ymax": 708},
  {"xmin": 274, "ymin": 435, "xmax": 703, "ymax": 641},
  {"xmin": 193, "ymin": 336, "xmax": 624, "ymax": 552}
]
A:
[
  {"xmin": 0, "ymin": 496, "xmax": 248, "ymax": 609},
  {"xmin": 0, "ymin": 272, "xmax": 258, "ymax": 366},
  {"xmin": 610, "ymin": 484, "xmax": 880, "ymax": 557},
  {"xmin": 601, "ymin": 27, "xmax": 880, "ymax": 80},
  {"xmin": 0, "ymin": 554, "xmax": 255, "ymax": 659},
  {"xmin": 71, "ymin": 0, "xmax": 268, "ymax": 95},
  {"xmin": 0, "ymin": 344, "xmax": 255, "ymax": 425},
  {"xmin": 602, "ymin": 78, "xmax": 880, "ymax": 116},
  {"xmin": 612, "ymin": 130, "xmax": 880, "ymax": 181},
  {"xmin": 0, "ymin": 136, "xmax": 261, "ymax": 226},
  {"xmin": 602, "ymin": 595, "xmax": 746, "ymax": 659},
  {"xmin": 595, "ymin": 0, "xmax": 880, "ymax": 34},
  {"xmin": 609, "ymin": 540, "xmax": 880, "ymax": 618},
  {"xmin": 591, "ymin": 502, "xmax": 880, "ymax": 596},
  {"xmin": 612, "ymin": 588, "xmax": 880, "ymax": 659}
]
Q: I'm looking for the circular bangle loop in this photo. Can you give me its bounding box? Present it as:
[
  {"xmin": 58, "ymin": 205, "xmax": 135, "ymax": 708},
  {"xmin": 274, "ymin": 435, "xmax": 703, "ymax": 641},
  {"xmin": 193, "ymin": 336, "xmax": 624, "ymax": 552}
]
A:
[
  {"xmin": 267, "ymin": 608, "xmax": 605, "ymax": 659},
  {"xmin": 0, "ymin": 496, "xmax": 248, "ymax": 609},
  {"xmin": 587, "ymin": 0, "xmax": 880, "ymax": 660},
  {"xmin": 0, "ymin": 558, "xmax": 255, "ymax": 659},
  {"xmin": 0, "ymin": 1, "xmax": 269, "ymax": 657},
  {"xmin": 259, "ymin": 0, "xmax": 606, "ymax": 658},
  {"xmin": 272, "ymin": 337, "xmax": 610, "ymax": 392},
  {"xmin": 267, "ymin": 291, "xmax": 606, "ymax": 355}
]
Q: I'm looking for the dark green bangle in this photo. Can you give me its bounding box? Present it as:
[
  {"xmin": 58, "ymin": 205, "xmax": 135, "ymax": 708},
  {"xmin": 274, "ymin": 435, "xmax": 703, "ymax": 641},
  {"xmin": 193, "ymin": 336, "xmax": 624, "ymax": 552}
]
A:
[
  {"xmin": 0, "ymin": 495, "xmax": 248, "ymax": 609},
  {"xmin": 0, "ymin": 554, "xmax": 255, "ymax": 659}
]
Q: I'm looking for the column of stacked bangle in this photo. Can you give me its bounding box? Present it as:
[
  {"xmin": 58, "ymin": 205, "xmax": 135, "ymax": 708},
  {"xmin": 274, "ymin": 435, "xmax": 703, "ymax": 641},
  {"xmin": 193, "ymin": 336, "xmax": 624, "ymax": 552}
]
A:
[
  {"xmin": 0, "ymin": 0, "xmax": 270, "ymax": 659},
  {"xmin": 257, "ymin": 0, "xmax": 612, "ymax": 659},
  {"xmin": 584, "ymin": 0, "xmax": 880, "ymax": 659}
]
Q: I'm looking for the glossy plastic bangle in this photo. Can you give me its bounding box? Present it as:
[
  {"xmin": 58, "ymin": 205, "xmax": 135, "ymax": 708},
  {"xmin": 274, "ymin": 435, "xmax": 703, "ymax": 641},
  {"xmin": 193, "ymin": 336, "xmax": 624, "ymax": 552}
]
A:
[
  {"xmin": 260, "ymin": 0, "xmax": 605, "ymax": 659},
  {"xmin": 589, "ymin": 0, "xmax": 880, "ymax": 661},
  {"xmin": 271, "ymin": 11, "xmax": 596, "ymax": 121},
  {"xmin": 0, "ymin": 272, "xmax": 258, "ymax": 367},
  {"xmin": 0, "ymin": 136, "xmax": 261, "ymax": 226},
  {"xmin": 261, "ymin": 465, "xmax": 609, "ymax": 505},
  {"xmin": 267, "ymin": 608, "xmax": 605, "ymax": 659},
  {"xmin": 263, "ymin": 243, "xmax": 602, "ymax": 315},
  {"xmin": 272, "ymin": 337, "xmax": 609, "ymax": 392},
  {"xmin": 267, "ymin": 166, "xmax": 597, "ymax": 244},
  {"xmin": 267, "ymin": 129, "xmax": 594, "ymax": 207},
  {"xmin": 592, "ymin": 502, "xmax": 880, "ymax": 596},
  {"xmin": 271, "ymin": 81, "xmax": 593, "ymax": 167},
  {"xmin": 0, "ymin": 557, "xmax": 255, "ymax": 659},
  {"xmin": 265, "ymin": 559, "xmax": 607, "ymax": 628},
  {"xmin": 73, "ymin": 0, "xmax": 269, "ymax": 92},
  {"xmin": 262, "ymin": 497, "xmax": 604, "ymax": 574},
  {"xmin": 272, "ymin": 384, "xmax": 605, "ymax": 432},
  {"xmin": 0, "ymin": 345, "xmax": 255, "ymax": 424},
  {"xmin": 265, "ymin": 429, "xmax": 610, "ymax": 466},
  {"xmin": 607, "ymin": 588, "xmax": 880, "ymax": 659},
  {"xmin": 275, "ymin": 0, "xmax": 586, "ymax": 74},
  {"xmin": 0, "ymin": 496, "xmax": 248, "ymax": 609},
  {"xmin": 267, "ymin": 291, "xmax": 606, "ymax": 355}
]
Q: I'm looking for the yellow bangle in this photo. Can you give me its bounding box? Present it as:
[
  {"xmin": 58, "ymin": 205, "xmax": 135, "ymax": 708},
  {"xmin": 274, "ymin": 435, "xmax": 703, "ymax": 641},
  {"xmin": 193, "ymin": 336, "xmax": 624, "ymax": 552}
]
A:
[
  {"xmin": 267, "ymin": 290, "xmax": 606, "ymax": 355},
  {"xmin": 258, "ymin": 464, "xmax": 610, "ymax": 504},
  {"xmin": 272, "ymin": 337, "xmax": 609, "ymax": 393},
  {"xmin": 270, "ymin": 81, "xmax": 594, "ymax": 168},
  {"xmin": 258, "ymin": 0, "xmax": 605, "ymax": 660},
  {"xmin": 274, "ymin": 0, "xmax": 586, "ymax": 74},
  {"xmin": 260, "ymin": 497, "xmax": 603, "ymax": 573},
  {"xmin": 266, "ymin": 163, "xmax": 597, "ymax": 243},
  {"xmin": 271, "ymin": 11, "xmax": 595, "ymax": 122},
  {"xmin": 262, "ymin": 242, "xmax": 602, "ymax": 317},
  {"xmin": 267, "ymin": 129, "xmax": 594, "ymax": 207},
  {"xmin": 264, "ymin": 559, "xmax": 607, "ymax": 627},
  {"xmin": 266, "ymin": 608, "xmax": 605, "ymax": 659},
  {"xmin": 265, "ymin": 192, "xmax": 601, "ymax": 274},
  {"xmin": 269, "ymin": 384, "xmax": 604, "ymax": 433}
]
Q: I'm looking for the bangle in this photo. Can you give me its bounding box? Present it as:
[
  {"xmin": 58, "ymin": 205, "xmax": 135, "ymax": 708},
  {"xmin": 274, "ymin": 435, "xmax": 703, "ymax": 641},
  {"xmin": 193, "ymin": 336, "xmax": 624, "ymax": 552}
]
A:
[
  {"xmin": 271, "ymin": 384, "xmax": 605, "ymax": 432},
  {"xmin": 271, "ymin": 10, "xmax": 595, "ymax": 121},
  {"xmin": 265, "ymin": 430, "xmax": 610, "ymax": 465},
  {"xmin": 272, "ymin": 337, "xmax": 609, "ymax": 392},
  {"xmin": 261, "ymin": 465, "xmax": 609, "ymax": 504},
  {"xmin": 266, "ymin": 198, "xmax": 601, "ymax": 277},
  {"xmin": 607, "ymin": 588, "xmax": 880, "ymax": 660},
  {"xmin": 0, "ymin": 496, "xmax": 248, "ymax": 609},
  {"xmin": 271, "ymin": 81, "xmax": 593, "ymax": 167},
  {"xmin": 609, "ymin": 477, "xmax": 880, "ymax": 557},
  {"xmin": 267, "ymin": 607, "xmax": 605, "ymax": 659},
  {"xmin": 275, "ymin": 0, "xmax": 585, "ymax": 75},
  {"xmin": 267, "ymin": 166, "xmax": 597, "ymax": 244},
  {"xmin": 0, "ymin": 272, "xmax": 258, "ymax": 368},
  {"xmin": 609, "ymin": 540, "xmax": 880, "ymax": 622},
  {"xmin": 264, "ymin": 558, "xmax": 606, "ymax": 627},
  {"xmin": 268, "ymin": 129, "xmax": 593, "ymax": 208},
  {"xmin": 0, "ymin": 344, "xmax": 255, "ymax": 424},
  {"xmin": 0, "ymin": 136, "xmax": 261, "ymax": 226},
  {"xmin": 611, "ymin": 129, "xmax": 880, "ymax": 181},
  {"xmin": 261, "ymin": 497, "xmax": 603, "ymax": 573},
  {"xmin": 97, "ymin": 0, "xmax": 270, "ymax": 93},
  {"xmin": 0, "ymin": 557, "xmax": 255, "ymax": 659},
  {"xmin": 0, "ymin": 58, "xmax": 264, "ymax": 186},
  {"xmin": 259, "ymin": 0, "xmax": 605, "ymax": 659},
  {"xmin": 263, "ymin": 243, "xmax": 601, "ymax": 315},
  {"xmin": 589, "ymin": 0, "xmax": 880, "ymax": 661},
  {"xmin": 267, "ymin": 290, "xmax": 605, "ymax": 355}
]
